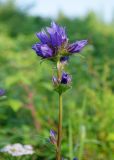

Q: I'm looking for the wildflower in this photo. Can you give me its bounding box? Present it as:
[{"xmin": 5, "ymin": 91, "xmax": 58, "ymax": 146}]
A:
[
  {"xmin": 49, "ymin": 130, "xmax": 57, "ymax": 146},
  {"xmin": 0, "ymin": 143, "xmax": 34, "ymax": 157},
  {"xmin": 32, "ymin": 22, "xmax": 88, "ymax": 61},
  {"xmin": 61, "ymin": 72, "xmax": 71, "ymax": 84},
  {"xmin": 52, "ymin": 72, "xmax": 71, "ymax": 86},
  {"xmin": 52, "ymin": 72, "xmax": 72, "ymax": 94},
  {"xmin": 0, "ymin": 89, "xmax": 5, "ymax": 97}
]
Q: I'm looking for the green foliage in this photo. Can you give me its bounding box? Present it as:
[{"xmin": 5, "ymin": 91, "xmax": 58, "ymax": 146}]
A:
[{"xmin": 0, "ymin": 1, "xmax": 114, "ymax": 160}]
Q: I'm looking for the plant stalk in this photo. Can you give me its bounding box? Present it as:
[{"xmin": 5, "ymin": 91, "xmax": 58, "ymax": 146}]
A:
[
  {"xmin": 56, "ymin": 61, "xmax": 63, "ymax": 160},
  {"xmin": 56, "ymin": 93, "xmax": 63, "ymax": 160}
]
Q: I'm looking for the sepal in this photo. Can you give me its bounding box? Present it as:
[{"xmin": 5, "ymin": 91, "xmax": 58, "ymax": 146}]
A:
[{"xmin": 54, "ymin": 83, "xmax": 72, "ymax": 94}]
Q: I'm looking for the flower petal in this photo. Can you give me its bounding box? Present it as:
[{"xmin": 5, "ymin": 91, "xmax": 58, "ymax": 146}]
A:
[
  {"xmin": 36, "ymin": 30, "xmax": 50, "ymax": 44},
  {"xmin": 50, "ymin": 130, "xmax": 56, "ymax": 138},
  {"xmin": 68, "ymin": 40, "xmax": 88, "ymax": 53},
  {"xmin": 47, "ymin": 27, "xmax": 62, "ymax": 47},
  {"xmin": 32, "ymin": 43, "xmax": 53, "ymax": 58},
  {"xmin": 61, "ymin": 72, "xmax": 71, "ymax": 84},
  {"xmin": 51, "ymin": 22, "xmax": 67, "ymax": 43},
  {"xmin": 60, "ymin": 56, "xmax": 69, "ymax": 63},
  {"xmin": 46, "ymin": 22, "xmax": 67, "ymax": 47},
  {"xmin": 51, "ymin": 21, "xmax": 60, "ymax": 32}
]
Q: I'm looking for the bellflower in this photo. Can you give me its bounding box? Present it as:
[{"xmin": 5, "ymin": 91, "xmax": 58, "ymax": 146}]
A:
[
  {"xmin": 52, "ymin": 72, "xmax": 72, "ymax": 94},
  {"xmin": 32, "ymin": 22, "xmax": 88, "ymax": 61},
  {"xmin": 52, "ymin": 72, "xmax": 71, "ymax": 86},
  {"xmin": 32, "ymin": 22, "xmax": 88, "ymax": 160},
  {"xmin": 61, "ymin": 72, "xmax": 71, "ymax": 84}
]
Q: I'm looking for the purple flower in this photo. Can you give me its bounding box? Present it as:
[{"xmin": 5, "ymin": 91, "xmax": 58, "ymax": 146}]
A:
[
  {"xmin": 32, "ymin": 22, "xmax": 88, "ymax": 60},
  {"xmin": 52, "ymin": 72, "xmax": 71, "ymax": 86},
  {"xmin": 67, "ymin": 40, "xmax": 88, "ymax": 53},
  {"xmin": 32, "ymin": 44, "xmax": 53, "ymax": 58},
  {"xmin": 61, "ymin": 72, "xmax": 71, "ymax": 84},
  {"xmin": 49, "ymin": 130, "xmax": 57, "ymax": 145},
  {"xmin": 50, "ymin": 130, "xmax": 56, "ymax": 138},
  {"xmin": 0, "ymin": 89, "xmax": 5, "ymax": 97}
]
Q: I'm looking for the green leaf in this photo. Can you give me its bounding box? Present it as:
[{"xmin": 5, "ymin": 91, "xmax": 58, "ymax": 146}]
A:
[
  {"xmin": 54, "ymin": 84, "xmax": 71, "ymax": 94},
  {"xmin": 8, "ymin": 99, "xmax": 22, "ymax": 111}
]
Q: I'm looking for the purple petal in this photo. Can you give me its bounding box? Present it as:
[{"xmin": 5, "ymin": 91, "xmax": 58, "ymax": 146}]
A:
[
  {"xmin": 47, "ymin": 27, "xmax": 62, "ymax": 47},
  {"xmin": 50, "ymin": 130, "xmax": 56, "ymax": 138},
  {"xmin": 47, "ymin": 22, "xmax": 67, "ymax": 47},
  {"xmin": 36, "ymin": 30, "xmax": 50, "ymax": 44},
  {"xmin": 60, "ymin": 56, "xmax": 69, "ymax": 63},
  {"xmin": 51, "ymin": 21, "xmax": 60, "ymax": 32},
  {"xmin": 50, "ymin": 31, "xmax": 61, "ymax": 47},
  {"xmin": 49, "ymin": 130, "xmax": 57, "ymax": 145},
  {"xmin": 68, "ymin": 40, "xmax": 88, "ymax": 53},
  {"xmin": 32, "ymin": 43, "xmax": 53, "ymax": 58},
  {"xmin": 59, "ymin": 27, "xmax": 67, "ymax": 43},
  {"xmin": 51, "ymin": 22, "xmax": 67, "ymax": 43},
  {"xmin": 61, "ymin": 72, "xmax": 71, "ymax": 84},
  {"xmin": 52, "ymin": 76, "xmax": 58, "ymax": 85}
]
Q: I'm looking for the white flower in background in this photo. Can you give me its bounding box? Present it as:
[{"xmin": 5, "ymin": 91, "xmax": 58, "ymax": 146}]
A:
[{"xmin": 0, "ymin": 143, "xmax": 34, "ymax": 156}]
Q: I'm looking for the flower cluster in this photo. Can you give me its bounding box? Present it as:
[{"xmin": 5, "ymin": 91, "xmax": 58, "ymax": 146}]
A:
[
  {"xmin": 52, "ymin": 72, "xmax": 72, "ymax": 94},
  {"xmin": 32, "ymin": 22, "xmax": 88, "ymax": 93},
  {"xmin": 32, "ymin": 22, "xmax": 88, "ymax": 61},
  {"xmin": 0, "ymin": 143, "xmax": 34, "ymax": 157},
  {"xmin": 32, "ymin": 22, "xmax": 88, "ymax": 159}
]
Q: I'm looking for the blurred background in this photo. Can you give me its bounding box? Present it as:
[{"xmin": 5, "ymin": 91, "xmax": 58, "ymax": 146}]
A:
[{"xmin": 0, "ymin": 0, "xmax": 114, "ymax": 159}]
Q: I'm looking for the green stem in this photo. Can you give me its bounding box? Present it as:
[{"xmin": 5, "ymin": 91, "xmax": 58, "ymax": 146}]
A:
[
  {"xmin": 69, "ymin": 119, "xmax": 73, "ymax": 160},
  {"xmin": 78, "ymin": 125, "xmax": 86, "ymax": 160},
  {"xmin": 56, "ymin": 93, "xmax": 63, "ymax": 160},
  {"xmin": 78, "ymin": 98, "xmax": 86, "ymax": 160}
]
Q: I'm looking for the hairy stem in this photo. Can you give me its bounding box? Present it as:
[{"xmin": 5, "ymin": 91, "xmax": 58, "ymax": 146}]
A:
[{"xmin": 56, "ymin": 93, "xmax": 63, "ymax": 160}]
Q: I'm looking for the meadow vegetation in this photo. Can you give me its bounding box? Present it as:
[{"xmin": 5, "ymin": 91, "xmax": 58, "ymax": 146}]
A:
[{"xmin": 0, "ymin": 1, "xmax": 114, "ymax": 160}]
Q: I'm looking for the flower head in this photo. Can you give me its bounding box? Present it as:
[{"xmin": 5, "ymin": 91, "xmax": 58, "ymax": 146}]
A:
[
  {"xmin": 0, "ymin": 143, "xmax": 34, "ymax": 157},
  {"xmin": 0, "ymin": 89, "xmax": 5, "ymax": 97},
  {"xmin": 52, "ymin": 72, "xmax": 72, "ymax": 94},
  {"xmin": 32, "ymin": 22, "xmax": 88, "ymax": 61}
]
